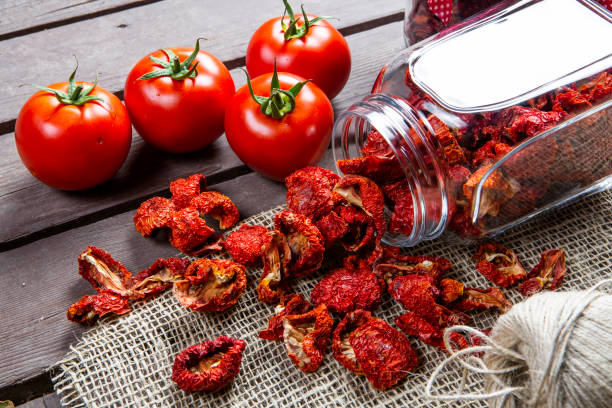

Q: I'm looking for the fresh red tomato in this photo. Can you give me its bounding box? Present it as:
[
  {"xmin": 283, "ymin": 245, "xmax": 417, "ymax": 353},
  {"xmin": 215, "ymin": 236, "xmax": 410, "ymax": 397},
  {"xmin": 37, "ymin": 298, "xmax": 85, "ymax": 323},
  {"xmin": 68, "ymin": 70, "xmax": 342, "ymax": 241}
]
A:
[
  {"xmin": 224, "ymin": 68, "xmax": 333, "ymax": 181},
  {"xmin": 124, "ymin": 39, "xmax": 235, "ymax": 153},
  {"xmin": 15, "ymin": 67, "xmax": 131, "ymax": 191},
  {"xmin": 246, "ymin": 2, "xmax": 351, "ymax": 100}
]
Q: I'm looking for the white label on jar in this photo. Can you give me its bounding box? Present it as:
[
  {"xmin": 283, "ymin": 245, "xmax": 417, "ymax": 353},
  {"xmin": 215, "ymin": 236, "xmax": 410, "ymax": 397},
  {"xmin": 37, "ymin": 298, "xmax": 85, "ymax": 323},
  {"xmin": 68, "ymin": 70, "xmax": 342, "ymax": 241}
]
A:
[{"xmin": 410, "ymin": 0, "xmax": 612, "ymax": 112}]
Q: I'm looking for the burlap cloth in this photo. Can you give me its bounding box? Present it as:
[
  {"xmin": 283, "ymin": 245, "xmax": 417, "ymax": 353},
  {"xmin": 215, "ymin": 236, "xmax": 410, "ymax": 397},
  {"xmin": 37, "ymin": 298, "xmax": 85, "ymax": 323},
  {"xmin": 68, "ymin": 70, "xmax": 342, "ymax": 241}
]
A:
[{"xmin": 50, "ymin": 189, "xmax": 612, "ymax": 407}]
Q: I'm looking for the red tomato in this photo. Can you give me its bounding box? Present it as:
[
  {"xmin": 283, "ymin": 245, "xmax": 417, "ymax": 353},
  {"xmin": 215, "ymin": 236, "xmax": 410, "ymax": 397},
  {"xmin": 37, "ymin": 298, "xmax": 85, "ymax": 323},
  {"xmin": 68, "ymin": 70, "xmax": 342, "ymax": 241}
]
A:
[
  {"xmin": 15, "ymin": 76, "xmax": 131, "ymax": 191},
  {"xmin": 224, "ymin": 72, "xmax": 333, "ymax": 181},
  {"xmin": 124, "ymin": 42, "xmax": 235, "ymax": 153},
  {"xmin": 246, "ymin": 9, "xmax": 351, "ymax": 100}
]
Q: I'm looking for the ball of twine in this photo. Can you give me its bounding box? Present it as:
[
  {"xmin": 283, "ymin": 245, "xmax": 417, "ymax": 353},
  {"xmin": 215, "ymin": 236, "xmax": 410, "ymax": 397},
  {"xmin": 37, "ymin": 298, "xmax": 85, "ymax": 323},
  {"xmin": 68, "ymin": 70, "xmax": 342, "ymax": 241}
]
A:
[{"xmin": 425, "ymin": 280, "xmax": 612, "ymax": 408}]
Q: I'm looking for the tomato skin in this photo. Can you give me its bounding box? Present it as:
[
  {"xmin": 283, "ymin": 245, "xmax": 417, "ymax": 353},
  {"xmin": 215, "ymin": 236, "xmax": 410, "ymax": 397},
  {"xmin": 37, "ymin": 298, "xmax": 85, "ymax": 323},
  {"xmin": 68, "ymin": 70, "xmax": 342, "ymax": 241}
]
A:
[
  {"xmin": 224, "ymin": 72, "xmax": 333, "ymax": 181},
  {"xmin": 15, "ymin": 83, "xmax": 131, "ymax": 191},
  {"xmin": 246, "ymin": 16, "xmax": 351, "ymax": 100},
  {"xmin": 124, "ymin": 48, "xmax": 235, "ymax": 154}
]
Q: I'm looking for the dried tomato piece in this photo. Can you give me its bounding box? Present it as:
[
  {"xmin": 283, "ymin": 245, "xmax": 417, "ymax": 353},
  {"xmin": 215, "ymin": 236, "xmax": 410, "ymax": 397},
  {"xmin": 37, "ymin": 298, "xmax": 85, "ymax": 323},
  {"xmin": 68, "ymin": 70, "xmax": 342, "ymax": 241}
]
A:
[
  {"xmin": 448, "ymin": 165, "xmax": 471, "ymax": 192},
  {"xmin": 552, "ymin": 90, "xmax": 591, "ymax": 114},
  {"xmin": 473, "ymin": 242, "xmax": 527, "ymax": 287},
  {"xmin": 472, "ymin": 140, "xmax": 512, "ymax": 167},
  {"xmin": 428, "ymin": 114, "xmax": 468, "ymax": 166},
  {"xmin": 579, "ymin": 72, "xmax": 612, "ymax": 102},
  {"xmin": 332, "ymin": 175, "xmax": 385, "ymax": 239},
  {"xmin": 170, "ymin": 173, "xmax": 207, "ymax": 209},
  {"xmin": 67, "ymin": 290, "xmax": 131, "ymax": 325},
  {"xmin": 285, "ymin": 166, "xmax": 340, "ymax": 220},
  {"xmin": 453, "ymin": 286, "xmax": 512, "ymax": 313},
  {"xmin": 310, "ymin": 267, "xmax": 382, "ymax": 315},
  {"xmin": 381, "ymin": 180, "xmax": 409, "ymax": 203},
  {"xmin": 336, "ymin": 205, "xmax": 377, "ymax": 252},
  {"xmin": 332, "ymin": 310, "xmax": 374, "ymax": 375},
  {"xmin": 273, "ymin": 210, "xmax": 324, "ymax": 277},
  {"xmin": 395, "ymin": 312, "xmax": 468, "ymax": 353},
  {"xmin": 259, "ymin": 293, "xmax": 311, "ymax": 341},
  {"xmin": 315, "ymin": 210, "xmax": 349, "ymax": 249},
  {"xmin": 222, "ymin": 224, "xmax": 271, "ymax": 266},
  {"xmin": 78, "ymin": 246, "xmax": 132, "ymax": 297},
  {"xmin": 257, "ymin": 231, "xmax": 292, "ymax": 303},
  {"xmin": 133, "ymin": 196, "xmax": 176, "ymax": 237},
  {"xmin": 168, "ymin": 207, "xmax": 221, "ymax": 256},
  {"xmin": 337, "ymin": 155, "xmax": 404, "ymax": 183},
  {"xmin": 173, "ymin": 259, "xmax": 246, "ymax": 312},
  {"xmin": 387, "ymin": 194, "xmax": 414, "ymax": 236},
  {"xmin": 519, "ymin": 249, "xmax": 567, "ymax": 297},
  {"xmin": 172, "ymin": 336, "xmax": 246, "ymax": 392},
  {"xmin": 449, "ymin": 208, "xmax": 483, "ymax": 238},
  {"xmin": 505, "ymin": 106, "xmax": 563, "ymax": 144},
  {"xmin": 463, "ymin": 164, "xmax": 518, "ymax": 217},
  {"xmin": 349, "ymin": 318, "xmax": 418, "ymax": 389},
  {"xmin": 282, "ymin": 304, "xmax": 333, "ymax": 372},
  {"xmin": 190, "ymin": 191, "xmax": 240, "ymax": 229},
  {"xmin": 375, "ymin": 247, "xmax": 451, "ymax": 285},
  {"xmin": 130, "ymin": 257, "xmax": 190, "ymax": 299},
  {"xmin": 361, "ymin": 129, "xmax": 394, "ymax": 157},
  {"xmin": 440, "ymin": 278, "xmax": 464, "ymax": 304}
]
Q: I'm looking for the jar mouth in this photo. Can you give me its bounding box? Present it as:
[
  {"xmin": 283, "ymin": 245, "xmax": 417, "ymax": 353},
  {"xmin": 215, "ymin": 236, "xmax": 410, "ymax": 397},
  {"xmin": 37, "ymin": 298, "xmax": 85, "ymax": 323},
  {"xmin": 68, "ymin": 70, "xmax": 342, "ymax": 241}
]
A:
[{"xmin": 332, "ymin": 93, "xmax": 451, "ymax": 247}]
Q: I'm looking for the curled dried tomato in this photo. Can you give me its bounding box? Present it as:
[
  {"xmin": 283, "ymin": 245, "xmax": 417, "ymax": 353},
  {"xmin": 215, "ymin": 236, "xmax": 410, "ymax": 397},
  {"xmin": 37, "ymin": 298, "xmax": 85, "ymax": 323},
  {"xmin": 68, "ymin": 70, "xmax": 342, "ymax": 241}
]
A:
[
  {"xmin": 315, "ymin": 211, "xmax": 349, "ymax": 249},
  {"xmin": 472, "ymin": 140, "xmax": 512, "ymax": 167},
  {"xmin": 173, "ymin": 259, "xmax": 246, "ymax": 312},
  {"xmin": 336, "ymin": 205, "xmax": 376, "ymax": 252},
  {"xmin": 439, "ymin": 278, "xmax": 464, "ymax": 304},
  {"xmin": 274, "ymin": 210, "xmax": 324, "ymax": 277},
  {"xmin": 337, "ymin": 155, "xmax": 403, "ymax": 183},
  {"xmin": 168, "ymin": 207, "xmax": 221, "ymax": 256},
  {"xmin": 552, "ymin": 90, "xmax": 591, "ymax": 114},
  {"xmin": 257, "ymin": 231, "xmax": 292, "ymax": 303},
  {"xmin": 282, "ymin": 304, "xmax": 333, "ymax": 372},
  {"xmin": 78, "ymin": 246, "xmax": 132, "ymax": 297},
  {"xmin": 170, "ymin": 173, "xmax": 207, "ymax": 209},
  {"xmin": 519, "ymin": 249, "xmax": 566, "ymax": 297},
  {"xmin": 361, "ymin": 129, "xmax": 393, "ymax": 157},
  {"xmin": 223, "ymin": 224, "xmax": 271, "ymax": 267},
  {"xmin": 381, "ymin": 180, "xmax": 409, "ymax": 203},
  {"xmin": 349, "ymin": 318, "xmax": 419, "ymax": 389},
  {"xmin": 332, "ymin": 309, "xmax": 373, "ymax": 375},
  {"xmin": 190, "ymin": 191, "xmax": 240, "ymax": 229},
  {"xmin": 67, "ymin": 290, "xmax": 131, "ymax": 325},
  {"xmin": 310, "ymin": 267, "xmax": 381, "ymax": 315},
  {"xmin": 428, "ymin": 114, "xmax": 468, "ymax": 166},
  {"xmin": 504, "ymin": 106, "xmax": 563, "ymax": 144},
  {"xmin": 130, "ymin": 257, "xmax": 189, "ymax": 299},
  {"xmin": 285, "ymin": 166, "xmax": 339, "ymax": 220},
  {"xmin": 473, "ymin": 242, "xmax": 527, "ymax": 287},
  {"xmin": 579, "ymin": 72, "xmax": 612, "ymax": 102},
  {"xmin": 395, "ymin": 312, "xmax": 468, "ymax": 353},
  {"xmin": 259, "ymin": 293, "xmax": 311, "ymax": 341},
  {"xmin": 463, "ymin": 164, "xmax": 518, "ymax": 217},
  {"xmin": 449, "ymin": 284, "xmax": 512, "ymax": 313},
  {"xmin": 375, "ymin": 246, "xmax": 451, "ymax": 285},
  {"xmin": 171, "ymin": 336, "xmax": 246, "ymax": 392},
  {"xmin": 387, "ymin": 194, "xmax": 415, "ymax": 236},
  {"xmin": 332, "ymin": 175, "xmax": 385, "ymax": 239},
  {"xmin": 133, "ymin": 196, "xmax": 176, "ymax": 237}
]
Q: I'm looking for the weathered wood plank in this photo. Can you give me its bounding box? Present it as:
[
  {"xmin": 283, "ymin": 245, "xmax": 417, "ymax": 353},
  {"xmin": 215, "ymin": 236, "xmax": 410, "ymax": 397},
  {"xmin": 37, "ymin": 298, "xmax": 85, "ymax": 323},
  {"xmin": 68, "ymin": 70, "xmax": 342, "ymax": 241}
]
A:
[
  {"xmin": 0, "ymin": 21, "xmax": 405, "ymax": 248},
  {"xmin": 0, "ymin": 0, "xmax": 163, "ymax": 40},
  {"xmin": 0, "ymin": 0, "xmax": 403, "ymax": 129}
]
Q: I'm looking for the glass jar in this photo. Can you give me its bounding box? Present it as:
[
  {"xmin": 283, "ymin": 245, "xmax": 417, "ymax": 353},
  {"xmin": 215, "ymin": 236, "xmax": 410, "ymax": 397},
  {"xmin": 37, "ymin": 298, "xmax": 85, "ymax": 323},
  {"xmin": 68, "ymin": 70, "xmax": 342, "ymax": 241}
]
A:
[{"xmin": 333, "ymin": 0, "xmax": 612, "ymax": 247}]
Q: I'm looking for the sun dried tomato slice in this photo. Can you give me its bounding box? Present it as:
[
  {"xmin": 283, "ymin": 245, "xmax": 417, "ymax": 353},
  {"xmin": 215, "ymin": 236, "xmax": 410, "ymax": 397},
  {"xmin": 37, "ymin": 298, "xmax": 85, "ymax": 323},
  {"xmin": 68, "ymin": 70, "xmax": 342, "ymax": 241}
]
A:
[
  {"xmin": 310, "ymin": 267, "xmax": 381, "ymax": 314},
  {"xmin": 473, "ymin": 242, "xmax": 527, "ymax": 287},
  {"xmin": 336, "ymin": 205, "xmax": 377, "ymax": 252},
  {"xmin": 332, "ymin": 175, "xmax": 385, "ymax": 240},
  {"xmin": 257, "ymin": 231, "xmax": 292, "ymax": 303},
  {"xmin": 395, "ymin": 312, "xmax": 469, "ymax": 353},
  {"xmin": 274, "ymin": 210, "xmax": 324, "ymax": 277},
  {"xmin": 463, "ymin": 164, "xmax": 518, "ymax": 217},
  {"xmin": 223, "ymin": 224, "xmax": 271, "ymax": 267},
  {"xmin": 349, "ymin": 318, "xmax": 419, "ymax": 389},
  {"xmin": 315, "ymin": 210, "xmax": 349, "ymax": 249},
  {"xmin": 472, "ymin": 140, "xmax": 513, "ymax": 167},
  {"xmin": 170, "ymin": 173, "xmax": 207, "ymax": 209},
  {"xmin": 285, "ymin": 166, "xmax": 340, "ymax": 220},
  {"xmin": 172, "ymin": 336, "xmax": 246, "ymax": 392},
  {"xmin": 173, "ymin": 259, "xmax": 246, "ymax": 312},
  {"xmin": 168, "ymin": 207, "xmax": 221, "ymax": 256},
  {"xmin": 387, "ymin": 194, "xmax": 415, "ymax": 236},
  {"xmin": 439, "ymin": 278, "xmax": 464, "ymax": 304},
  {"xmin": 78, "ymin": 246, "xmax": 132, "ymax": 297},
  {"xmin": 452, "ymin": 286, "xmax": 512, "ymax": 313},
  {"xmin": 337, "ymin": 155, "xmax": 404, "ymax": 183},
  {"xmin": 190, "ymin": 191, "xmax": 240, "ymax": 230},
  {"xmin": 67, "ymin": 290, "xmax": 131, "ymax": 325},
  {"xmin": 579, "ymin": 72, "xmax": 611, "ymax": 102},
  {"xmin": 381, "ymin": 180, "xmax": 409, "ymax": 203},
  {"xmin": 259, "ymin": 293, "xmax": 311, "ymax": 341},
  {"xmin": 552, "ymin": 90, "xmax": 591, "ymax": 114},
  {"xmin": 332, "ymin": 309, "xmax": 374, "ymax": 375},
  {"xmin": 130, "ymin": 257, "xmax": 190, "ymax": 299},
  {"xmin": 282, "ymin": 304, "xmax": 333, "ymax": 372},
  {"xmin": 361, "ymin": 129, "xmax": 394, "ymax": 157},
  {"xmin": 519, "ymin": 249, "xmax": 567, "ymax": 297},
  {"xmin": 374, "ymin": 246, "xmax": 451, "ymax": 285},
  {"xmin": 428, "ymin": 114, "xmax": 468, "ymax": 166},
  {"xmin": 133, "ymin": 196, "xmax": 176, "ymax": 237}
]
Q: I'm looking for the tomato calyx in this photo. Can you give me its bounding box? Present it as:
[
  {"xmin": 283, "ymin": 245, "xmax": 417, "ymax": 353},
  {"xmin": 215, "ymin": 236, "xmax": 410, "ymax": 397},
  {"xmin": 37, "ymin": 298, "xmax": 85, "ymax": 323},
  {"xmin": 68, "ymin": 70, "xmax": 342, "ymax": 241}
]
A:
[
  {"xmin": 137, "ymin": 38, "xmax": 203, "ymax": 81},
  {"xmin": 243, "ymin": 61, "xmax": 310, "ymax": 120},
  {"xmin": 33, "ymin": 58, "xmax": 105, "ymax": 106},
  {"xmin": 280, "ymin": 0, "xmax": 332, "ymax": 41}
]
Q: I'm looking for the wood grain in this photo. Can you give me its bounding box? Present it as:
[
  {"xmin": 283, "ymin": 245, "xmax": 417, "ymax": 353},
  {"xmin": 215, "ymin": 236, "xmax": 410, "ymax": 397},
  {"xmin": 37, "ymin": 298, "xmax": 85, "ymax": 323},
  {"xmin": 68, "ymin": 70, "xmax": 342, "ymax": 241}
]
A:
[
  {"xmin": 0, "ymin": 0, "xmax": 403, "ymax": 129},
  {"xmin": 0, "ymin": 21, "xmax": 406, "ymax": 248}
]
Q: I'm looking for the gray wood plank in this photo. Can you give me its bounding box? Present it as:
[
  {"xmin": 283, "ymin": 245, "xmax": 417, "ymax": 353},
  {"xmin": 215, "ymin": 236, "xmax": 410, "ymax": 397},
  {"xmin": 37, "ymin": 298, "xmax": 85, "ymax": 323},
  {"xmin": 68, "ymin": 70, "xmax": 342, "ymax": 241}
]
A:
[
  {"xmin": 12, "ymin": 391, "xmax": 61, "ymax": 407},
  {"xmin": 0, "ymin": 0, "xmax": 403, "ymax": 128},
  {"xmin": 0, "ymin": 21, "xmax": 406, "ymax": 247}
]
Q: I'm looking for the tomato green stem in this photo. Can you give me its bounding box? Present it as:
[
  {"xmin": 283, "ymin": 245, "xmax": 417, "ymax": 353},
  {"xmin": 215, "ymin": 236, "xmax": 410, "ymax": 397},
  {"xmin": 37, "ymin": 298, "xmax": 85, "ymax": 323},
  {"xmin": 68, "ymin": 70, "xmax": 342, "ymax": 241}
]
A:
[
  {"xmin": 138, "ymin": 38, "xmax": 203, "ymax": 81},
  {"xmin": 243, "ymin": 60, "xmax": 309, "ymax": 120},
  {"xmin": 280, "ymin": 0, "xmax": 333, "ymax": 41}
]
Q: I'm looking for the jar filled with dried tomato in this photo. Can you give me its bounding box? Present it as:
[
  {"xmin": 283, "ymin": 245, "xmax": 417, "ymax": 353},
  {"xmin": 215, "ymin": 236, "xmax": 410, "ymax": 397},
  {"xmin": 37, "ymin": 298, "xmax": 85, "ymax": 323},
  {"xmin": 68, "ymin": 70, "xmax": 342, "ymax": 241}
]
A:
[{"xmin": 333, "ymin": 0, "xmax": 612, "ymax": 247}]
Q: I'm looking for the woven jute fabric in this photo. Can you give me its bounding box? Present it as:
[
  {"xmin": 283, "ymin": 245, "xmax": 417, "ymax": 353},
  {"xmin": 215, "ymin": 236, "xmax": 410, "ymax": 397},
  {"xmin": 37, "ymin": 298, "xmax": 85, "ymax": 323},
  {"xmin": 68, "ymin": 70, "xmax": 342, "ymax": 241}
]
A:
[{"xmin": 50, "ymin": 190, "xmax": 612, "ymax": 408}]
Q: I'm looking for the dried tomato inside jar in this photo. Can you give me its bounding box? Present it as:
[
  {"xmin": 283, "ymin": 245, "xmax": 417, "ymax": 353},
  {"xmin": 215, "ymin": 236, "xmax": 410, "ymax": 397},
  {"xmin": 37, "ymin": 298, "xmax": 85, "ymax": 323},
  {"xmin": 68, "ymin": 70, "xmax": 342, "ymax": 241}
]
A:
[{"xmin": 334, "ymin": 0, "xmax": 612, "ymax": 247}]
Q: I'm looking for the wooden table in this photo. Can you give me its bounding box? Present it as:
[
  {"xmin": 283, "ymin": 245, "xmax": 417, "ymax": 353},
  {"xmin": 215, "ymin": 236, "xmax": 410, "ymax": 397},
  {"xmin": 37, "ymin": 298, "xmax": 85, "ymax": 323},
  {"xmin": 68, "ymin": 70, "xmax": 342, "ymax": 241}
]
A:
[{"xmin": 0, "ymin": 1, "xmax": 406, "ymax": 405}]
